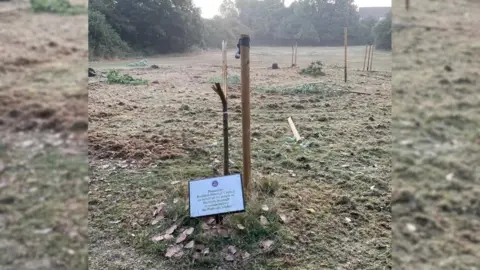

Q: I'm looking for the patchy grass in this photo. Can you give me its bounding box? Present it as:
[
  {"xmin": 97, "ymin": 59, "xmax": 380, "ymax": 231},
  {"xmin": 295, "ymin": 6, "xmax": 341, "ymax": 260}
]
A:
[
  {"xmin": 30, "ymin": 0, "xmax": 87, "ymax": 15},
  {"xmin": 89, "ymin": 156, "xmax": 286, "ymax": 269},
  {"xmin": 255, "ymin": 83, "xmax": 344, "ymax": 97},
  {"xmin": 300, "ymin": 61, "xmax": 326, "ymax": 77},
  {"xmin": 127, "ymin": 59, "xmax": 149, "ymax": 67},
  {"xmin": 0, "ymin": 139, "xmax": 88, "ymax": 269},
  {"xmin": 106, "ymin": 70, "xmax": 148, "ymax": 85},
  {"xmin": 208, "ymin": 74, "xmax": 241, "ymax": 85},
  {"xmin": 1, "ymin": 1, "xmax": 88, "ymax": 269},
  {"xmin": 392, "ymin": 0, "xmax": 480, "ymax": 268}
]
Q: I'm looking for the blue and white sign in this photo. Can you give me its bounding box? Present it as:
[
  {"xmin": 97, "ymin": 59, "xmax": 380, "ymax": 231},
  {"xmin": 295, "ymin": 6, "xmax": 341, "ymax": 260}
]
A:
[{"xmin": 188, "ymin": 174, "xmax": 245, "ymax": 218}]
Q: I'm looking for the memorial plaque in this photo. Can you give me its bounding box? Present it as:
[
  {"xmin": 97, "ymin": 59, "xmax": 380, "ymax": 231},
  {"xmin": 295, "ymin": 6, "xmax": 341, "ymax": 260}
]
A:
[{"xmin": 188, "ymin": 174, "xmax": 245, "ymax": 218}]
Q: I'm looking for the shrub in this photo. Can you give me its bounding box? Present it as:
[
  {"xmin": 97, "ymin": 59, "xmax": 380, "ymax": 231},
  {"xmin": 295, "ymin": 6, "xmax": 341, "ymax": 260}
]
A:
[
  {"xmin": 88, "ymin": 9, "xmax": 131, "ymax": 59},
  {"xmin": 30, "ymin": 0, "xmax": 86, "ymax": 15},
  {"xmin": 300, "ymin": 61, "xmax": 326, "ymax": 77},
  {"xmin": 106, "ymin": 70, "xmax": 148, "ymax": 85}
]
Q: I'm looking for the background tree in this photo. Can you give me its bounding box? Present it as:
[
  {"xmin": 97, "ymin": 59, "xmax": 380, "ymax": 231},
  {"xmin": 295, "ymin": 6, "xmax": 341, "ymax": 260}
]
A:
[
  {"xmin": 373, "ymin": 11, "xmax": 392, "ymax": 50},
  {"xmin": 88, "ymin": 0, "xmax": 391, "ymax": 59},
  {"xmin": 88, "ymin": 8, "xmax": 131, "ymax": 59},
  {"xmin": 360, "ymin": 16, "xmax": 379, "ymax": 45},
  {"xmin": 219, "ymin": 0, "xmax": 239, "ymax": 18}
]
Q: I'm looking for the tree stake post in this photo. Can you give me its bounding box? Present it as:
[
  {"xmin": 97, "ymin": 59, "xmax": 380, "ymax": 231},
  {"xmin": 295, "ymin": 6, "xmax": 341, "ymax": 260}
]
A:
[
  {"xmin": 238, "ymin": 34, "xmax": 251, "ymax": 199},
  {"xmin": 344, "ymin": 27, "xmax": 348, "ymax": 83},
  {"xmin": 370, "ymin": 45, "xmax": 375, "ymax": 72},
  {"xmin": 222, "ymin": 40, "xmax": 228, "ymax": 99},
  {"xmin": 367, "ymin": 45, "xmax": 372, "ymax": 71},
  {"xmin": 363, "ymin": 45, "xmax": 368, "ymax": 71},
  {"xmin": 291, "ymin": 44, "xmax": 294, "ymax": 67},
  {"xmin": 295, "ymin": 42, "xmax": 298, "ymax": 66}
]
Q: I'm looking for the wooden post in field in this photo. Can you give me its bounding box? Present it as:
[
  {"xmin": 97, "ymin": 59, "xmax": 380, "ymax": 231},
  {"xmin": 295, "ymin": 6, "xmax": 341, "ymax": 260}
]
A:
[
  {"xmin": 366, "ymin": 45, "xmax": 371, "ymax": 71},
  {"xmin": 363, "ymin": 45, "xmax": 368, "ymax": 71},
  {"xmin": 295, "ymin": 42, "xmax": 298, "ymax": 66},
  {"xmin": 406, "ymin": 0, "xmax": 409, "ymax": 10},
  {"xmin": 222, "ymin": 40, "xmax": 228, "ymax": 98},
  {"xmin": 239, "ymin": 34, "xmax": 251, "ymax": 198},
  {"xmin": 291, "ymin": 45, "xmax": 294, "ymax": 67},
  {"xmin": 370, "ymin": 45, "xmax": 375, "ymax": 71},
  {"xmin": 367, "ymin": 45, "xmax": 373, "ymax": 71},
  {"xmin": 344, "ymin": 27, "xmax": 347, "ymax": 83}
]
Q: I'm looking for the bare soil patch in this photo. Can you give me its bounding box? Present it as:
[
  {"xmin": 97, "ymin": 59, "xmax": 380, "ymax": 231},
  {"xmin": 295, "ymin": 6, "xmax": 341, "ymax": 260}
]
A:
[{"xmin": 88, "ymin": 132, "xmax": 185, "ymax": 166}]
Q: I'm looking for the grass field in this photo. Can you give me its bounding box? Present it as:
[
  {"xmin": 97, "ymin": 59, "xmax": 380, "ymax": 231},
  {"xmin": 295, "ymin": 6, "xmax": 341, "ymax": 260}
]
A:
[
  {"xmin": 0, "ymin": 0, "xmax": 88, "ymax": 269},
  {"xmin": 392, "ymin": 1, "xmax": 480, "ymax": 269},
  {"xmin": 88, "ymin": 46, "xmax": 391, "ymax": 269}
]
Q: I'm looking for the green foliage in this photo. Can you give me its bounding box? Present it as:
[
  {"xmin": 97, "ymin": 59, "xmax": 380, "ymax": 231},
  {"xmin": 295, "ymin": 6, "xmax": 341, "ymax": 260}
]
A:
[
  {"xmin": 89, "ymin": 0, "xmax": 205, "ymax": 58},
  {"xmin": 30, "ymin": 0, "xmax": 86, "ymax": 15},
  {"xmin": 88, "ymin": 0, "xmax": 390, "ymax": 58},
  {"xmin": 359, "ymin": 17, "xmax": 378, "ymax": 45},
  {"xmin": 106, "ymin": 70, "xmax": 148, "ymax": 85},
  {"xmin": 373, "ymin": 12, "xmax": 392, "ymax": 50},
  {"xmin": 88, "ymin": 9, "xmax": 130, "ymax": 60},
  {"xmin": 300, "ymin": 61, "xmax": 326, "ymax": 77}
]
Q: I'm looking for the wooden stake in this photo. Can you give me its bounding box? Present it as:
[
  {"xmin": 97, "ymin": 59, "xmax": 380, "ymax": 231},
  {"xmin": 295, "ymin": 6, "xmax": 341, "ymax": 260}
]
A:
[
  {"xmin": 240, "ymin": 34, "xmax": 251, "ymax": 199},
  {"xmin": 295, "ymin": 43, "xmax": 298, "ymax": 66},
  {"xmin": 367, "ymin": 45, "xmax": 370, "ymax": 71},
  {"xmin": 222, "ymin": 41, "xmax": 228, "ymax": 99},
  {"xmin": 368, "ymin": 45, "xmax": 374, "ymax": 71},
  {"xmin": 223, "ymin": 41, "xmax": 228, "ymax": 98},
  {"xmin": 291, "ymin": 45, "xmax": 294, "ymax": 67},
  {"xmin": 370, "ymin": 46, "xmax": 375, "ymax": 71},
  {"xmin": 406, "ymin": 0, "xmax": 409, "ymax": 10},
  {"xmin": 366, "ymin": 45, "xmax": 371, "ymax": 71},
  {"xmin": 287, "ymin": 117, "xmax": 301, "ymax": 141},
  {"xmin": 363, "ymin": 45, "xmax": 368, "ymax": 71},
  {"xmin": 344, "ymin": 27, "xmax": 347, "ymax": 83}
]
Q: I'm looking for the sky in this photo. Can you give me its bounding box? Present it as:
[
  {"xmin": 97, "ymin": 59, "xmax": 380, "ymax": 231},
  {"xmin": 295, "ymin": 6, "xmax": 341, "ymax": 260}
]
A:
[{"xmin": 193, "ymin": 0, "xmax": 392, "ymax": 19}]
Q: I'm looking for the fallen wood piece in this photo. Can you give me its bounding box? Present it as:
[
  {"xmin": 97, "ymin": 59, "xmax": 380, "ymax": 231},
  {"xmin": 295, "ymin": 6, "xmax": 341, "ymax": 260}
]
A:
[
  {"xmin": 347, "ymin": 91, "xmax": 372, "ymax": 95},
  {"xmin": 392, "ymin": 23, "xmax": 450, "ymax": 32},
  {"xmin": 287, "ymin": 117, "xmax": 301, "ymax": 141}
]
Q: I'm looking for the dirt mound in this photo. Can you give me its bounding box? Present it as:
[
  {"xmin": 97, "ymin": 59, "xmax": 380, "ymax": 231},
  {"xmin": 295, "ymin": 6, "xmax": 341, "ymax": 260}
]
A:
[
  {"xmin": 89, "ymin": 132, "xmax": 185, "ymax": 166},
  {"xmin": 0, "ymin": 91, "xmax": 87, "ymax": 133}
]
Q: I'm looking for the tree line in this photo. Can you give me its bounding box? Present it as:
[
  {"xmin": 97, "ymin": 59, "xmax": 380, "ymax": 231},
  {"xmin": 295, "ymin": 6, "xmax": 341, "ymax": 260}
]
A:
[{"xmin": 88, "ymin": 0, "xmax": 391, "ymax": 59}]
